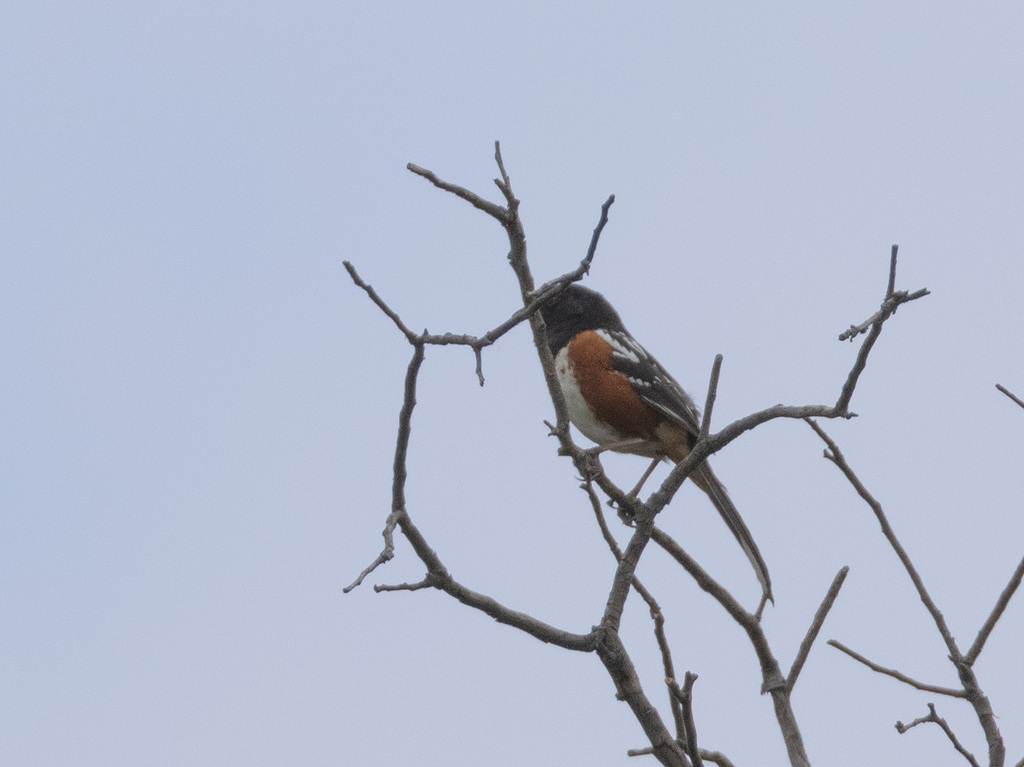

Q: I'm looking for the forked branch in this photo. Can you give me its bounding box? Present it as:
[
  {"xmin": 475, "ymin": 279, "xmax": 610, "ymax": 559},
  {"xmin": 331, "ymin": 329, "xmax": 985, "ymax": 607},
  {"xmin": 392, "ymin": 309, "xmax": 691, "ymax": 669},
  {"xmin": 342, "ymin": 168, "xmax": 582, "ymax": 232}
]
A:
[
  {"xmin": 809, "ymin": 419, "xmax": 1008, "ymax": 766},
  {"xmin": 896, "ymin": 704, "xmax": 981, "ymax": 767}
]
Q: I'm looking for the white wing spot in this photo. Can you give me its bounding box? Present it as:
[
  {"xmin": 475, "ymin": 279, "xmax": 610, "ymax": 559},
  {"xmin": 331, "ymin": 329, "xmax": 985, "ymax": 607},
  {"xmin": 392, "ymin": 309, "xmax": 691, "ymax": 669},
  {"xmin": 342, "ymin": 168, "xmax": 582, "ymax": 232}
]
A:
[{"xmin": 596, "ymin": 329, "xmax": 640, "ymax": 363}]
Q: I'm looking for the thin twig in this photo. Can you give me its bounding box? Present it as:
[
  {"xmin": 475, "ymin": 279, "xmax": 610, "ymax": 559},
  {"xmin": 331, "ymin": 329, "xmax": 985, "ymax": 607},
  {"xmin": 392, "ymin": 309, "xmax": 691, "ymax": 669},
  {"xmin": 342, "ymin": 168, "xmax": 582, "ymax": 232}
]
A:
[
  {"xmin": 407, "ymin": 161, "xmax": 510, "ymax": 223},
  {"xmin": 696, "ymin": 751, "xmax": 736, "ymax": 767},
  {"xmin": 885, "ymin": 243, "xmax": 899, "ymax": 298},
  {"xmin": 669, "ymin": 673, "xmax": 703, "ymax": 767},
  {"xmin": 627, "ymin": 747, "xmax": 735, "ymax": 767},
  {"xmin": 787, "ymin": 566, "xmax": 849, "ymax": 691},
  {"xmin": 835, "ymin": 246, "xmax": 929, "ymax": 413},
  {"xmin": 395, "ymin": 501, "xmax": 596, "ymax": 649},
  {"xmin": 837, "ymin": 285, "xmax": 930, "ymax": 342},
  {"xmin": 346, "ymin": 258, "xmax": 567, "ymax": 388},
  {"xmin": 896, "ymin": 703, "xmax": 980, "ymax": 767},
  {"xmin": 492, "ymin": 140, "xmax": 515, "ymax": 209},
  {"xmin": 595, "ymin": 627, "xmax": 690, "ymax": 766},
  {"xmin": 581, "ymin": 194, "xmax": 615, "ymax": 276},
  {"xmin": 996, "ymin": 383, "xmax": 1024, "ymax": 411},
  {"xmin": 827, "ymin": 640, "xmax": 966, "ymax": 698},
  {"xmin": 806, "ymin": 419, "xmax": 962, "ymax": 660},
  {"xmin": 839, "ymin": 246, "xmax": 929, "ymax": 341},
  {"xmin": 700, "ymin": 355, "xmax": 723, "ymax": 441},
  {"xmin": 344, "ymin": 510, "xmax": 399, "ymax": 593},
  {"xmin": 965, "ymin": 553, "xmax": 1024, "ymax": 665},
  {"xmin": 344, "ymin": 261, "xmax": 419, "ymax": 343},
  {"xmin": 375, "ymin": 579, "xmax": 432, "ymax": 592}
]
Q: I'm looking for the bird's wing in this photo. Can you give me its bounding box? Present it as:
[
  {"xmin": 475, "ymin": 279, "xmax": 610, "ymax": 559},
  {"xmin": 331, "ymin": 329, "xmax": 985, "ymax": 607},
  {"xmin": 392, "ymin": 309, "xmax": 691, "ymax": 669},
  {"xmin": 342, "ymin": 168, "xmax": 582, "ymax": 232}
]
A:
[{"xmin": 602, "ymin": 329, "xmax": 702, "ymax": 439}]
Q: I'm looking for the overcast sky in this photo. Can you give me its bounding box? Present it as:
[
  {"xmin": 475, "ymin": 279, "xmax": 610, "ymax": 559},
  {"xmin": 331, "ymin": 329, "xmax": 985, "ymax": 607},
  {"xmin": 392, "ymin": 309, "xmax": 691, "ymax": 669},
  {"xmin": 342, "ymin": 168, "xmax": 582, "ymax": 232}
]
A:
[{"xmin": 2, "ymin": 3, "xmax": 1023, "ymax": 766}]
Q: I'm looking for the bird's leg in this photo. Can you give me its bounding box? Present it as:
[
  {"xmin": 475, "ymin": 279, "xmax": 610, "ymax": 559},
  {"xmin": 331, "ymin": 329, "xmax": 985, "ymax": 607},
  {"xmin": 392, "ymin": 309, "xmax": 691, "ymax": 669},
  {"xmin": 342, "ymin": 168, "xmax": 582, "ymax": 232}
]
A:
[{"xmin": 627, "ymin": 456, "xmax": 663, "ymax": 498}]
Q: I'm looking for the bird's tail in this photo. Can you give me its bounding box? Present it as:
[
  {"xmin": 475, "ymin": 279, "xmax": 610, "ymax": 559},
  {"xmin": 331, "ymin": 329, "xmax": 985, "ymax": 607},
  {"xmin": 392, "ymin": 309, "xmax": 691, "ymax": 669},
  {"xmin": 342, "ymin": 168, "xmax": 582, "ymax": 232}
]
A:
[{"xmin": 691, "ymin": 463, "xmax": 773, "ymax": 605}]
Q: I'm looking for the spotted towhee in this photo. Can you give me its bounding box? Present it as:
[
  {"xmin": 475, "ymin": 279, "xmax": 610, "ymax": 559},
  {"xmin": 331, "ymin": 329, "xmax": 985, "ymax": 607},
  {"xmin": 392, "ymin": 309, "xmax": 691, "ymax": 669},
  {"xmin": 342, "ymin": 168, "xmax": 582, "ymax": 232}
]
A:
[{"xmin": 540, "ymin": 283, "xmax": 772, "ymax": 603}]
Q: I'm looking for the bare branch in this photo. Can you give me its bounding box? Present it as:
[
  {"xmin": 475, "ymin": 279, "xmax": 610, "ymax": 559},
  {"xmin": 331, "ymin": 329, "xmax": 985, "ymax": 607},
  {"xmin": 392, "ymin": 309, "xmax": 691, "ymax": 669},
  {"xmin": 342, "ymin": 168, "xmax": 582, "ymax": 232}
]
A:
[
  {"xmin": 699, "ymin": 355, "xmax": 723, "ymax": 441},
  {"xmin": 594, "ymin": 627, "xmax": 690, "ymax": 767},
  {"xmin": 646, "ymin": 403, "xmax": 852, "ymax": 522},
  {"xmin": 885, "ymin": 242, "xmax": 899, "ymax": 298},
  {"xmin": 528, "ymin": 195, "xmax": 615, "ymax": 307},
  {"xmin": 996, "ymin": 383, "xmax": 1024, "ymax": 411},
  {"xmin": 493, "ymin": 140, "xmax": 512, "ymax": 200},
  {"xmin": 965, "ymin": 553, "xmax": 1024, "ymax": 665},
  {"xmin": 393, "ymin": 502, "xmax": 596, "ymax": 650},
  {"xmin": 344, "ymin": 338, "xmax": 594, "ymax": 650},
  {"xmin": 669, "ymin": 673, "xmax": 703, "ymax": 767},
  {"xmin": 343, "ymin": 261, "xmax": 419, "ymax": 344},
  {"xmin": 696, "ymin": 751, "xmax": 736, "ymax": 767},
  {"xmin": 650, "ymin": 526, "xmax": 752, "ymax": 627},
  {"xmin": 896, "ymin": 703, "xmax": 980, "ymax": 767},
  {"xmin": 375, "ymin": 578, "xmax": 431, "ymax": 592},
  {"xmin": 837, "ymin": 285, "xmax": 930, "ymax": 343},
  {"xmin": 787, "ymin": 566, "xmax": 849, "ymax": 691},
  {"xmin": 628, "ymin": 748, "xmax": 735, "ymax": 767},
  {"xmin": 583, "ymin": 477, "xmax": 625, "ymax": 560},
  {"xmin": 649, "ymin": 526, "xmax": 810, "ymax": 767},
  {"xmin": 581, "ymin": 194, "xmax": 616, "ymax": 276},
  {"xmin": 828, "ymin": 640, "xmax": 966, "ymax": 698},
  {"xmin": 346, "ymin": 254, "xmax": 576, "ymax": 389},
  {"xmin": 838, "ymin": 246, "xmax": 929, "ymax": 341},
  {"xmin": 601, "ymin": 510, "xmax": 658, "ymax": 633},
  {"xmin": 473, "ymin": 346, "xmax": 484, "ymax": 386},
  {"xmin": 806, "ymin": 419, "xmax": 962, "ymax": 659},
  {"xmin": 626, "ymin": 747, "xmax": 654, "ymax": 757},
  {"xmin": 357, "ymin": 155, "xmax": 934, "ymax": 767},
  {"xmin": 835, "ymin": 245, "xmax": 929, "ymax": 413},
  {"xmin": 344, "ymin": 510, "xmax": 399, "ymax": 593},
  {"xmin": 407, "ymin": 161, "xmax": 510, "ymax": 223},
  {"xmin": 809, "ymin": 419, "xmax": 1007, "ymax": 764},
  {"xmin": 582, "ymin": 480, "xmax": 686, "ymax": 740}
]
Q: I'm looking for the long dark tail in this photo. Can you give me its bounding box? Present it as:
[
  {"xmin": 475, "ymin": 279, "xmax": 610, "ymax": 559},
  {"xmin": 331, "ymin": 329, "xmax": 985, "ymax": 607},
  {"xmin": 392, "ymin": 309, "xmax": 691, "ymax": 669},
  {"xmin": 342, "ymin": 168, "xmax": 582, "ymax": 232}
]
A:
[{"xmin": 692, "ymin": 463, "xmax": 773, "ymax": 604}]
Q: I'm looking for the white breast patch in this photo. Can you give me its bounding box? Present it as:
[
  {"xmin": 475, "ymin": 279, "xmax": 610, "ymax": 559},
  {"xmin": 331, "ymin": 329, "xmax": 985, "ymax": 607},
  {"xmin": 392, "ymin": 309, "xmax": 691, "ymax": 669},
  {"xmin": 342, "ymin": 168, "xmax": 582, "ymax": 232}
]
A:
[{"xmin": 553, "ymin": 344, "xmax": 627, "ymax": 447}]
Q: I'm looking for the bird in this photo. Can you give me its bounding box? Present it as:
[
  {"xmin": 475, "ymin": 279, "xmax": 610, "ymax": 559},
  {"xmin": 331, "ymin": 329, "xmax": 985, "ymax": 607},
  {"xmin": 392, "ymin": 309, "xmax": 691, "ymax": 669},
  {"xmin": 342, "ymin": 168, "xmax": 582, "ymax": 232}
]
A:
[{"xmin": 539, "ymin": 282, "xmax": 772, "ymax": 604}]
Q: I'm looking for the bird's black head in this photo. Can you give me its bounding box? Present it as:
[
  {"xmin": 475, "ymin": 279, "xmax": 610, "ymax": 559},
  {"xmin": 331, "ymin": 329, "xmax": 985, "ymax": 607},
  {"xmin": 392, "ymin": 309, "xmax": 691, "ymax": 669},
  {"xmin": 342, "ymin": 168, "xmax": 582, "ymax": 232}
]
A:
[{"xmin": 539, "ymin": 283, "xmax": 628, "ymax": 354}]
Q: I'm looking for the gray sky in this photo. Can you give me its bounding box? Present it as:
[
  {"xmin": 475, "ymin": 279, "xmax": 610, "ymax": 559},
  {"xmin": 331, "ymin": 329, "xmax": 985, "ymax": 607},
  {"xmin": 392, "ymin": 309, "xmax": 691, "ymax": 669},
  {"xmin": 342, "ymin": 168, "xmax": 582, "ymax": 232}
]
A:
[{"xmin": 2, "ymin": 3, "xmax": 1023, "ymax": 766}]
